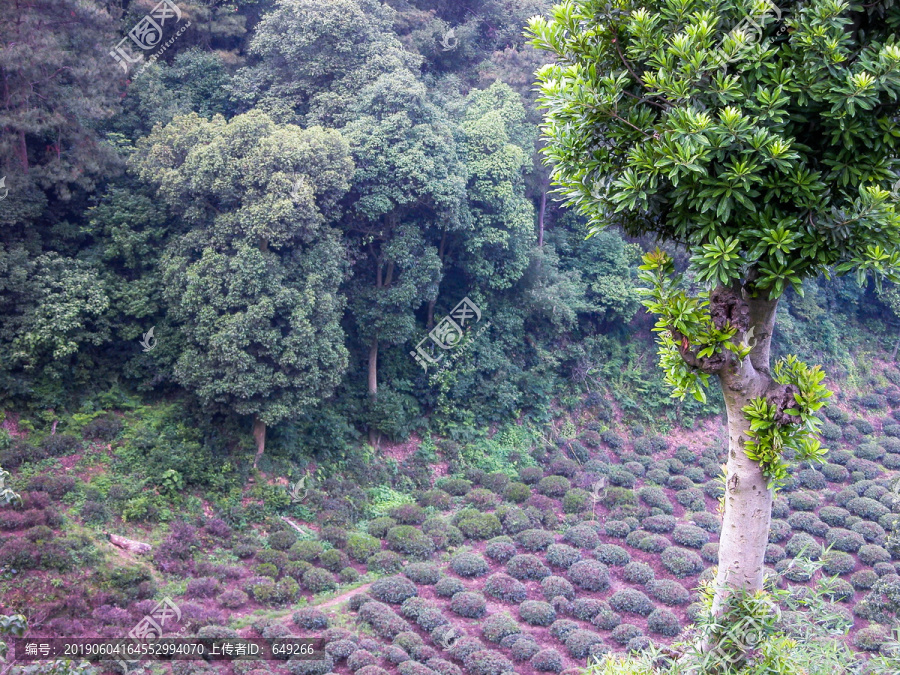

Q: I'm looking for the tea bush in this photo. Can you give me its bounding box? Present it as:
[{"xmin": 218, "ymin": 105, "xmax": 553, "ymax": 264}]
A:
[
  {"xmin": 482, "ymin": 612, "xmax": 521, "ymax": 643},
  {"xmin": 483, "ymin": 572, "xmax": 527, "ymax": 603},
  {"xmin": 456, "ymin": 512, "xmax": 501, "ymax": 540},
  {"xmin": 647, "ymin": 607, "xmax": 681, "ymax": 637},
  {"xmin": 404, "ymin": 562, "xmax": 440, "ymax": 585},
  {"xmin": 648, "ymin": 579, "xmax": 690, "ymax": 605},
  {"xmin": 672, "ymin": 524, "xmax": 709, "ymax": 548},
  {"xmin": 541, "ymin": 575, "xmax": 576, "ymax": 601},
  {"xmin": 507, "ymin": 553, "xmax": 551, "ymax": 580},
  {"xmin": 825, "ymin": 528, "xmax": 865, "ymax": 552},
  {"xmin": 450, "ymin": 591, "xmax": 486, "ymax": 618},
  {"xmin": 449, "ymin": 552, "xmax": 489, "ymax": 577},
  {"xmin": 594, "ymin": 543, "xmax": 631, "ymax": 566},
  {"xmin": 466, "ymin": 650, "xmax": 514, "ymax": 675},
  {"xmin": 347, "ymin": 532, "xmax": 381, "ymax": 562},
  {"xmin": 435, "ymin": 576, "xmax": 465, "ymax": 598},
  {"xmin": 530, "ymin": 648, "xmax": 563, "ymax": 673},
  {"xmin": 568, "ymin": 559, "xmax": 610, "ymax": 591},
  {"xmin": 368, "ymin": 517, "xmax": 397, "ymax": 538},
  {"xmin": 609, "ymin": 588, "xmax": 654, "ymax": 616},
  {"xmin": 520, "ymin": 600, "xmax": 557, "ymax": 626},
  {"xmin": 536, "ymin": 475, "xmax": 571, "ymax": 497},
  {"xmin": 515, "ymin": 528, "xmax": 556, "ymax": 551},
  {"xmin": 545, "ymin": 543, "xmax": 581, "ymax": 569},
  {"xmin": 565, "ymin": 628, "xmax": 605, "ymax": 658},
  {"xmin": 371, "ymin": 576, "xmax": 418, "ymax": 604},
  {"xmin": 564, "ymin": 523, "xmax": 600, "ymax": 549},
  {"xmin": 302, "ymin": 568, "xmax": 336, "ymax": 594},
  {"xmin": 386, "ymin": 526, "xmax": 434, "ymax": 559}
]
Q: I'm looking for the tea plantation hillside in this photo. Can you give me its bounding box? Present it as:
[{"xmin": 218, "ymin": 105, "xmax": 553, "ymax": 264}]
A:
[{"xmin": 3, "ymin": 356, "xmax": 900, "ymax": 674}]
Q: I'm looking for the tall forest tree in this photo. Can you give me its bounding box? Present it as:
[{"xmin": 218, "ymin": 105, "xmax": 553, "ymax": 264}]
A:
[
  {"xmin": 530, "ymin": 0, "xmax": 900, "ymax": 622},
  {"xmin": 130, "ymin": 111, "xmax": 354, "ymax": 463}
]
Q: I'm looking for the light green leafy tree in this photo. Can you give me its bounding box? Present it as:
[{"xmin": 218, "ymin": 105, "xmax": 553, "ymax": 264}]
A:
[
  {"xmin": 529, "ymin": 0, "xmax": 900, "ymax": 612},
  {"xmin": 130, "ymin": 111, "xmax": 354, "ymax": 464}
]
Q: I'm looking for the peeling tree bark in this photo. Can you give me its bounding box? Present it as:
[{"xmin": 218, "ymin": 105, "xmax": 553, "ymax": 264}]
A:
[
  {"xmin": 252, "ymin": 415, "xmax": 266, "ymax": 469},
  {"xmin": 710, "ymin": 289, "xmax": 780, "ymax": 614}
]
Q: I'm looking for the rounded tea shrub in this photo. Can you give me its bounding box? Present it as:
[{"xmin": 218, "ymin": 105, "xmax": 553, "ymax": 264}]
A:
[
  {"xmin": 268, "ymin": 529, "xmax": 297, "ymax": 551},
  {"xmin": 450, "ymin": 591, "xmax": 486, "ymax": 619},
  {"xmin": 302, "ymin": 568, "xmax": 336, "ymax": 594},
  {"xmin": 536, "ymin": 476, "xmax": 571, "ymax": 497},
  {"xmin": 418, "ymin": 488, "xmax": 452, "ymax": 510},
  {"xmin": 648, "ymin": 579, "xmax": 690, "ymax": 606},
  {"xmin": 386, "ymin": 526, "xmax": 435, "ymax": 559},
  {"xmin": 643, "ymin": 514, "xmax": 677, "ymax": 533},
  {"xmin": 822, "ymin": 551, "xmax": 856, "ymax": 576},
  {"xmin": 293, "ymin": 608, "xmax": 329, "ymax": 630},
  {"xmin": 568, "ymin": 560, "xmax": 610, "ymax": 591},
  {"xmin": 367, "ymin": 551, "xmax": 404, "ymax": 574},
  {"xmin": 515, "ymin": 528, "xmax": 556, "ymax": 551},
  {"xmin": 435, "ymin": 576, "xmax": 465, "ymax": 598},
  {"xmin": 483, "ymin": 573, "xmax": 527, "ymax": 603},
  {"xmin": 507, "ymin": 553, "xmax": 551, "ymax": 580},
  {"xmin": 571, "ymin": 598, "xmax": 605, "ymax": 621},
  {"xmin": 594, "ymin": 543, "xmax": 631, "ymax": 566},
  {"xmin": 450, "ymin": 552, "xmax": 489, "ymax": 578},
  {"xmin": 456, "ymin": 513, "xmax": 502, "ymax": 540},
  {"xmin": 437, "ymin": 478, "xmax": 472, "ymax": 496},
  {"xmin": 623, "ymin": 561, "xmax": 655, "ymax": 585},
  {"xmin": 482, "ymin": 612, "xmax": 521, "ymax": 643},
  {"xmin": 519, "ymin": 467, "xmax": 544, "ymax": 484},
  {"xmin": 530, "ymin": 648, "xmax": 564, "ymax": 673},
  {"xmin": 647, "ymin": 608, "xmax": 681, "ymax": 637},
  {"xmin": 672, "ymin": 524, "xmax": 709, "ymax": 549},
  {"xmin": 519, "ymin": 600, "xmax": 557, "ymax": 627},
  {"xmin": 565, "ymin": 629, "xmax": 605, "ymax": 658},
  {"xmin": 467, "ymin": 650, "xmax": 514, "ymax": 675},
  {"xmin": 541, "ymin": 575, "xmax": 576, "ymax": 601},
  {"xmin": 788, "ymin": 512, "xmax": 829, "ymax": 537},
  {"xmin": 546, "ymin": 543, "xmax": 582, "ymax": 569},
  {"xmin": 701, "ymin": 542, "xmax": 720, "ymax": 563},
  {"xmin": 784, "ymin": 532, "xmax": 818, "ymax": 557},
  {"xmin": 764, "ymin": 544, "xmax": 785, "ymax": 565},
  {"xmin": 562, "ymin": 489, "xmax": 592, "ymax": 513},
  {"xmin": 604, "ymin": 520, "xmax": 632, "ymax": 538},
  {"xmin": 404, "ymin": 562, "xmax": 440, "ymax": 585},
  {"xmin": 319, "ymin": 548, "xmax": 350, "ymax": 573},
  {"xmin": 371, "ymin": 576, "xmax": 418, "ymax": 604},
  {"xmin": 484, "ymin": 538, "xmax": 517, "ymax": 563},
  {"xmin": 853, "ymin": 626, "xmax": 888, "ymax": 651},
  {"xmin": 510, "ymin": 636, "xmax": 541, "ymax": 662},
  {"xmin": 825, "ymin": 528, "xmax": 865, "ymax": 553},
  {"xmin": 591, "ymin": 605, "xmax": 622, "ymax": 630},
  {"xmin": 661, "ymin": 547, "xmax": 705, "ymax": 577},
  {"xmin": 609, "ymin": 588, "xmax": 654, "ymax": 616},
  {"xmin": 859, "ymin": 544, "xmax": 891, "ymax": 565},
  {"xmin": 504, "ymin": 482, "xmax": 531, "ymax": 503},
  {"xmin": 564, "ymin": 524, "xmax": 600, "ymax": 549},
  {"xmin": 347, "ymin": 533, "xmax": 381, "ymax": 563}
]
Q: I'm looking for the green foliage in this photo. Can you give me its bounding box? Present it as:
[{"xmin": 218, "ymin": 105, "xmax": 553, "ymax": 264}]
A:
[{"xmin": 743, "ymin": 357, "xmax": 832, "ymax": 487}]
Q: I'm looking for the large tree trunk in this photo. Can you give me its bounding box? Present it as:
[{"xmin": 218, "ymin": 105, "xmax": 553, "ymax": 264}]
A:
[
  {"xmin": 710, "ymin": 290, "xmax": 779, "ymax": 614},
  {"xmin": 252, "ymin": 415, "xmax": 266, "ymax": 469}
]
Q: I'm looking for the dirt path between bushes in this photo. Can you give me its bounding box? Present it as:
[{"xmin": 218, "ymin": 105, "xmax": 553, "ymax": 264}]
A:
[{"xmin": 314, "ymin": 582, "xmax": 373, "ymax": 611}]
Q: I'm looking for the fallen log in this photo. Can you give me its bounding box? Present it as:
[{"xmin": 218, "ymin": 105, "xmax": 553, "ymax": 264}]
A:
[{"xmin": 107, "ymin": 533, "xmax": 152, "ymax": 555}]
